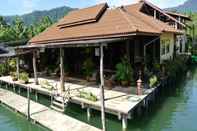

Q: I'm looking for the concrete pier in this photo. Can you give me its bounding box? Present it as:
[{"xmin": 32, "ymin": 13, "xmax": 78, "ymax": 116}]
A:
[{"xmin": 0, "ymin": 88, "xmax": 100, "ymax": 131}]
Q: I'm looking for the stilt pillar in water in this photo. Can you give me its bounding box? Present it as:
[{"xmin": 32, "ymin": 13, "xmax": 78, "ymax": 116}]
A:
[
  {"xmin": 35, "ymin": 91, "xmax": 38, "ymax": 101},
  {"xmin": 18, "ymin": 87, "xmax": 21, "ymax": 94},
  {"xmin": 13, "ymin": 84, "xmax": 16, "ymax": 92},
  {"xmin": 87, "ymin": 107, "xmax": 91, "ymax": 121},
  {"xmin": 122, "ymin": 115, "xmax": 128, "ymax": 131}
]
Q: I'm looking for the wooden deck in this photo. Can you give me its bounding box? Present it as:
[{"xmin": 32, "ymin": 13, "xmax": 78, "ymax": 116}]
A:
[
  {"xmin": 0, "ymin": 87, "xmax": 100, "ymax": 131},
  {"xmin": 0, "ymin": 76, "xmax": 157, "ymax": 116}
]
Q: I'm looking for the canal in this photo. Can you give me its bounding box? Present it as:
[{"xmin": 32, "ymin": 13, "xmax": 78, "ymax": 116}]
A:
[
  {"xmin": 64, "ymin": 67, "xmax": 197, "ymax": 131},
  {"xmin": 0, "ymin": 67, "xmax": 197, "ymax": 131},
  {"xmin": 0, "ymin": 105, "xmax": 48, "ymax": 131}
]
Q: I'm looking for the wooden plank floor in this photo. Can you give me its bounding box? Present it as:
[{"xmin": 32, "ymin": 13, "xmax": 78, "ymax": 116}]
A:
[
  {"xmin": 0, "ymin": 76, "xmax": 157, "ymax": 115},
  {"xmin": 0, "ymin": 88, "xmax": 100, "ymax": 131}
]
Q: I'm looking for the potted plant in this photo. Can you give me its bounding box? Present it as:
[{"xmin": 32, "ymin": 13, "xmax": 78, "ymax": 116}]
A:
[
  {"xmin": 19, "ymin": 72, "xmax": 29, "ymax": 84},
  {"xmin": 10, "ymin": 72, "xmax": 18, "ymax": 81},
  {"xmin": 82, "ymin": 58, "xmax": 94, "ymax": 81},
  {"xmin": 115, "ymin": 56, "xmax": 133, "ymax": 87}
]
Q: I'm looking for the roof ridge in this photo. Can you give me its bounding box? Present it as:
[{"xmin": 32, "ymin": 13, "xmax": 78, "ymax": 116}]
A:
[{"xmin": 118, "ymin": 7, "xmax": 138, "ymax": 32}]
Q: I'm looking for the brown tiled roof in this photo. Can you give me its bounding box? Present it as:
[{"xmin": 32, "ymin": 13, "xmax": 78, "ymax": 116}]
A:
[
  {"xmin": 57, "ymin": 3, "xmax": 108, "ymax": 28},
  {"xmin": 29, "ymin": 2, "xmax": 182, "ymax": 45}
]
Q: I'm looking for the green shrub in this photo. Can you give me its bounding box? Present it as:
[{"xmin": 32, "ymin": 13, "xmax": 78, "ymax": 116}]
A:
[
  {"xmin": 79, "ymin": 90, "xmax": 97, "ymax": 102},
  {"xmin": 10, "ymin": 72, "xmax": 18, "ymax": 81},
  {"xmin": 163, "ymin": 56, "xmax": 187, "ymax": 80},
  {"xmin": 115, "ymin": 56, "xmax": 134, "ymax": 83},
  {"xmin": 19, "ymin": 72, "xmax": 29, "ymax": 84}
]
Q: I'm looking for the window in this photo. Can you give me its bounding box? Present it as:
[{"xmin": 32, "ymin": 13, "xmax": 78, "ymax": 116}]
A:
[
  {"xmin": 161, "ymin": 39, "xmax": 171, "ymax": 55},
  {"xmin": 179, "ymin": 39, "xmax": 183, "ymax": 53},
  {"xmin": 161, "ymin": 40, "xmax": 165, "ymax": 55},
  {"xmin": 166, "ymin": 40, "xmax": 170, "ymax": 54}
]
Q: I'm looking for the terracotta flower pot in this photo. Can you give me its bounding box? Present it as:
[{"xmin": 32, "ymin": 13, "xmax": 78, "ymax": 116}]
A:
[
  {"xmin": 11, "ymin": 76, "xmax": 18, "ymax": 81},
  {"xmin": 105, "ymin": 80, "xmax": 113, "ymax": 90}
]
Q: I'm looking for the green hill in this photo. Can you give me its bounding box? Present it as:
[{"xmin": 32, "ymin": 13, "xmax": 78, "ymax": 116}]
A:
[{"xmin": 3, "ymin": 6, "xmax": 74, "ymax": 26}]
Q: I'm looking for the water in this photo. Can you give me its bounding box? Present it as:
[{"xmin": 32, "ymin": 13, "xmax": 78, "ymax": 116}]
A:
[
  {"xmin": 63, "ymin": 67, "xmax": 197, "ymax": 131},
  {"xmin": 0, "ymin": 105, "xmax": 48, "ymax": 131},
  {"xmin": 1, "ymin": 67, "xmax": 197, "ymax": 131}
]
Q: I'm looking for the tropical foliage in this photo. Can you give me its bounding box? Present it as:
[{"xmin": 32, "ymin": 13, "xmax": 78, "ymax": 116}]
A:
[
  {"xmin": 0, "ymin": 16, "xmax": 53, "ymax": 46},
  {"xmin": 115, "ymin": 56, "xmax": 134, "ymax": 84},
  {"xmin": 19, "ymin": 72, "xmax": 29, "ymax": 84}
]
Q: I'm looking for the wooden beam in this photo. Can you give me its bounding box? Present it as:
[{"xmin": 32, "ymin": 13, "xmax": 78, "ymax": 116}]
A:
[
  {"xmin": 33, "ymin": 51, "xmax": 38, "ymax": 85},
  {"xmin": 60, "ymin": 48, "xmax": 65, "ymax": 92},
  {"xmin": 100, "ymin": 44, "xmax": 106, "ymax": 131},
  {"xmin": 154, "ymin": 10, "xmax": 157, "ymax": 19},
  {"xmin": 16, "ymin": 57, "xmax": 20, "ymax": 80}
]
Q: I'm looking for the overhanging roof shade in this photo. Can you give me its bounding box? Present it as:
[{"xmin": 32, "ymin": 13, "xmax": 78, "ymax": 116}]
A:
[
  {"xmin": 27, "ymin": 2, "xmax": 183, "ymax": 47},
  {"xmin": 141, "ymin": 0, "xmax": 186, "ymax": 27},
  {"xmin": 165, "ymin": 11, "xmax": 192, "ymax": 21}
]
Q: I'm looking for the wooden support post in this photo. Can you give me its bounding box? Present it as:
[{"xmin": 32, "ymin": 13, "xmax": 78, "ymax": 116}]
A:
[
  {"xmin": 33, "ymin": 51, "xmax": 38, "ymax": 85},
  {"xmin": 100, "ymin": 44, "xmax": 106, "ymax": 131},
  {"xmin": 122, "ymin": 115, "xmax": 128, "ymax": 131},
  {"xmin": 60, "ymin": 48, "xmax": 65, "ymax": 92},
  {"xmin": 154, "ymin": 10, "xmax": 157, "ymax": 19},
  {"xmin": 16, "ymin": 57, "xmax": 20, "ymax": 80}
]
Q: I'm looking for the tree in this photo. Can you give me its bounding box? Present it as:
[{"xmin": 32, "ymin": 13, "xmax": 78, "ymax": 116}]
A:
[
  {"xmin": 0, "ymin": 16, "xmax": 7, "ymax": 28},
  {"xmin": 34, "ymin": 16, "xmax": 52, "ymax": 34}
]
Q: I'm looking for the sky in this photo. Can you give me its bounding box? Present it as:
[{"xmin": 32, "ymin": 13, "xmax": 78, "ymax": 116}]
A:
[{"xmin": 0, "ymin": 0, "xmax": 187, "ymax": 16}]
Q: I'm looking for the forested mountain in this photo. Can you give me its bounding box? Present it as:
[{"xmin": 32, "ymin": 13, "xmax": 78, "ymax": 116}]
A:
[
  {"xmin": 3, "ymin": 6, "xmax": 74, "ymax": 26},
  {"xmin": 167, "ymin": 0, "xmax": 197, "ymax": 12}
]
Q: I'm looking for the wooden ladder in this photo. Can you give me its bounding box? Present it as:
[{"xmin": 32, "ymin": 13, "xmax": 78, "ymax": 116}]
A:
[{"xmin": 50, "ymin": 86, "xmax": 70, "ymax": 112}]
